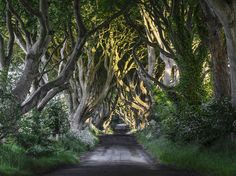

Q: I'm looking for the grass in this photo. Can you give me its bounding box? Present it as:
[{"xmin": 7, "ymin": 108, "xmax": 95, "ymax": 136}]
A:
[
  {"xmin": 0, "ymin": 153, "xmax": 77, "ymax": 176},
  {"xmin": 137, "ymin": 132, "xmax": 236, "ymax": 176},
  {"xmin": 0, "ymin": 138, "xmax": 89, "ymax": 176}
]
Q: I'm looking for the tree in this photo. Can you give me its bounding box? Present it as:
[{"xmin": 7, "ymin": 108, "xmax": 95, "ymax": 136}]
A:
[
  {"xmin": 7, "ymin": 0, "xmax": 51, "ymax": 102},
  {"xmin": 200, "ymin": 1, "xmax": 231, "ymax": 100},
  {"xmin": 0, "ymin": 0, "xmax": 130, "ymax": 115},
  {"xmin": 130, "ymin": 0, "xmax": 208, "ymax": 105},
  {"xmin": 0, "ymin": 0, "xmax": 14, "ymax": 76},
  {"xmin": 205, "ymin": 0, "xmax": 236, "ymax": 107}
]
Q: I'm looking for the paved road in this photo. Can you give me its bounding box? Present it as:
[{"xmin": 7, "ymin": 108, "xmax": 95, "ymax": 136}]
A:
[{"xmin": 45, "ymin": 135, "xmax": 200, "ymax": 176}]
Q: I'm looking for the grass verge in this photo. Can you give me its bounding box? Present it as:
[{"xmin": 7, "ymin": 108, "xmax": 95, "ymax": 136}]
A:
[
  {"xmin": 0, "ymin": 137, "xmax": 91, "ymax": 176},
  {"xmin": 137, "ymin": 132, "xmax": 236, "ymax": 176}
]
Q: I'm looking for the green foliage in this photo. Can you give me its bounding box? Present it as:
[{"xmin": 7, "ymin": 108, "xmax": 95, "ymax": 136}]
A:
[
  {"xmin": 0, "ymin": 142, "xmax": 78, "ymax": 176},
  {"xmin": 56, "ymin": 134, "xmax": 90, "ymax": 153},
  {"xmin": 0, "ymin": 72, "xmax": 21, "ymax": 140},
  {"xmin": 14, "ymin": 99, "xmax": 70, "ymax": 158},
  {"xmin": 151, "ymin": 88, "xmax": 175, "ymax": 122},
  {"xmin": 16, "ymin": 99, "xmax": 69, "ymax": 149},
  {"xmin": 28, "ymin": 150, "xmax": 78, "ymax": 174},
  {"xmin": 152, "ymin": 88, "xmax": 236, "ymax": 144},
  {"xmin": 0, "ymin": 1, "xmax": 6, "ymax": 29},
  {"xmin": 0, "ymin": 92, "xmax": 21, "ymax": 139},
  {"xmin": 41, "ymin": 99, "xmax": 70, "ymax": 135},
  {"xmin": 10, "ymin": 0, "xmax": 38, "ymax": 32},
  {"xmin": 146, "ymin": 0, "xmax": 208, "ymax": 104},
  {"xmin": 25, "ymin": 144, "xmax": 55, "ymax": 157},
  {"xmin": 16, "ymin": 110, "xmax": 50, "ymax": 148},
  {"xmin": 98, "ymin": 0, "xmax": 134, "ymax": 12},
  {"xmin": 137, "ymin": 132, "xmax": 236, "ymax": 176},
  {"xmin": 161, "ymin": 99, "xmax": 236, "ymax": 144},
  {"xmin": 0, "ymin": 134, "xmax": 90, "ymax": 176},
  {"xmin": 49, "ymin": 0, "xmax": 73, "ymax": 32}
]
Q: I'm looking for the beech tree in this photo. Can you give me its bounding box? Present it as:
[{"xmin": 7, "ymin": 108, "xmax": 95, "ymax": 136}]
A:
[
  {"xmin": 1, "ymin": 0, "xmax": 235, "ymax": 137},
  {"xmin": 0, "ymin": 0, "xmax": 129, "ymax": 111},
  {"xmin": 67, "ymin": 32, "xmax": 115, "ymax": 131},
  {"xmin": 200, "ymin": 1, "xmax": 231, "ymax": 100},
  {"xmin": 0, "ymin": 0, "xmax": 135, "ymax": 133},
  {"xmin": 128, "ymin": 0, "xmax": 208, "ymax": 105},
  {"xmin": 204, "ymin": 0, "xmax": 236, "ymax": 107}
]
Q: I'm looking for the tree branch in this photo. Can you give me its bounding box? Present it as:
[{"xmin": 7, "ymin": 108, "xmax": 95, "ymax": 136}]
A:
[
  {"xmin": 7, "ymin": 0, "xmax": 31, "ymax": 47},
  {"xmin": 20, "ymin": 1, "xmax": 127, "ymax": 113},
  {"xmin": 74, "ymin": 0, "xmax": 87, "ymax": 37},
  {"xmin": 5, "ymin": 6, "xmax": 14, "ymax": 61},
  {"xmin": 88, "ymin": 6, "xmax": 130, "ymax": 36},
  {"xmin": 204, "ymin": 0, "xmax": 232, "ymax": 28},
  {"xmin": 35, "ymin": 0, "xmax": 50, "ymax": 49},
  {"xmin": 132, "ymin": 39, "xmax": 168, "ymax": 90},
  {"xmin": 18, "ymin": 0, "xmax": 41, "ymax": 17},
  {"xmin": 0, "ymin": 34, "xmax": 5, "ymax": 69},
  {"xmin": 124, "ymin": 12, "xmax": 174, "ymax": 58},
  {"xmin": 38, "ymin": 36, "xmax": 67, "ymax": 82},
  {"xmin": 14, "ymin": 29, "xmax": 27, "ymax": 53},
  {"xmin": 37, "ymin": 83, "xmax": 69, "ymax": 111}
]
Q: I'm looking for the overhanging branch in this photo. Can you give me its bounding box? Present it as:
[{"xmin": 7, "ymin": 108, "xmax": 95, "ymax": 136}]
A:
[{"xmin": 132, "ymin": 39, "xmax": 168, "ymax": 90}]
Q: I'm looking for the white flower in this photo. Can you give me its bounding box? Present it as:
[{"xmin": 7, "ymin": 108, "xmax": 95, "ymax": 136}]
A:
[{"xmin": 71, "ymin": 127, "xmax": 97, "ymax": 146}]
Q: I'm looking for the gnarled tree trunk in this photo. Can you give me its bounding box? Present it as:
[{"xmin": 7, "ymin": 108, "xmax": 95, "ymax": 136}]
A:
[
  {"xmin": 205, "ymin": 0, "xmax": 236, "ymax": 107},
  {"xmin": 11, "ymin": 0, "xmax": 51, "ymax": 102},
  {"xmin": 201, "ymin": 1, "xmax": 231, "ymax": 99}
]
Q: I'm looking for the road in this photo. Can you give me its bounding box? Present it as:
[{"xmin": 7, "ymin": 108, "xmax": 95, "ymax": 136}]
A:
[{"xmin": 45, "ymin": 134, "xmax": 200, "ymax": 176}]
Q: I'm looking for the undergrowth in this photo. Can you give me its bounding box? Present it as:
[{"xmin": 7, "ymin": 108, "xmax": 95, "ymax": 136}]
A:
[
  {"xmin": 137, "ymin": 130, "xmax": 236, "ymax": 176},
  {"xmin": 0, "ymin": 137, "xmax": 89, "ymax": 176}
]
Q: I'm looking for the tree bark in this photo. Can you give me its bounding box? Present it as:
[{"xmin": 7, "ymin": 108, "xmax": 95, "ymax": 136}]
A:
[
  {"xmin": 147, "ymin": 45, "xmax": 156, "ymax": 76},
  {"xmin": 201, "ymin": 1, "xmax": 231, "ymax": 99},
  {"xmin": 205, "ymin": 0, "xmax": 236, "ymax": 107},
  {"xmin": 0, "ymin": 4, "xmax": 14, "ymax": 74},
  {"xmin": 13, "ymin": 54, "xmax": 41, "ymax": 101},
  {"xmin": 20, "ymin": 2, "xmax": 126, "ymax": 113},
  {"xmin": 11, "ymin": 0, "xmax": 51, "ymax": 102},
  {"xmin": 160, "ymin": 52, "xmax": 178, "ymax": 86}
]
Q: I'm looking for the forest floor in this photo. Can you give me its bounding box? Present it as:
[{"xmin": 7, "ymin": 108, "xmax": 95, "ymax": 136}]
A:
[{"xmin": 44, "ymin": 134, "xmax": 200, "ymax": 176}]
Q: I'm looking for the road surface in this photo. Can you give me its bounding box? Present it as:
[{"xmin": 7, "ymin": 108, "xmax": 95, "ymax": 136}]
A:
[{"xmin": 45, "ymin": 134, "xmax": 200, "ymax": 176}]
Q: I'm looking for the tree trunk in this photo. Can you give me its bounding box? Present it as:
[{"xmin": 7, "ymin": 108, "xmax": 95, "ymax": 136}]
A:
[
  {"xmin": 201, "ymin": 1, "xmax": 231, "ymax": 99},
  {"xmin": 226, "ymin": 28, "xmax": 236, "ymax": 107},
  {"xmin": 211, "ymin": 38, "xmax": 231, "ymax": 99},
  {"xmin": 160, "ymin": 52, "xmax": 178, "ymax": 86},
  {"xmin": 69, "ymin": 97, "xmax": 87, "ymax": 132},
  {"xmin": 12, "ymin": 54, "xmax": 40, "ymax": 102},
  {"xmin": 177, "ymin": 56, "xmax": 204, "ymax": 105},
  {"xmin": 147, "ymin": 45, "xmax": 156, "ymax": 76},
  {"xmin": 205, "ymin": 0, "xmax": 236, "ymax": 107}
]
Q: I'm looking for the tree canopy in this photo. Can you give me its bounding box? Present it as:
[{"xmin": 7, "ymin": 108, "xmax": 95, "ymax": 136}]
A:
[{"xmin": 0, "ymin": 0, "xmax": 235, "ymax": 133}]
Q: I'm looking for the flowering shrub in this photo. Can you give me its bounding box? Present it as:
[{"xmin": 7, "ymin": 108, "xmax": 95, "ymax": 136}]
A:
[{"xmin": 69, "ymin": 127, "xmax": 98, "ymax": 147}]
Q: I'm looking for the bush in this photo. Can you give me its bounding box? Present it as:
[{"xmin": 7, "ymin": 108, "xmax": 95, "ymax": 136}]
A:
[
  {"xmin": 153, "ymin": 94, "xmax": 236, "ymax": 144},
  {"xmin": 0, "ymin": 91, "xmax": 21, "ymax": 140},
  {"xmin": 16, "ymin": 99, "xmax": 69, "ymax": 149},
  {"xmin": 0, "ymin": 141, "xmax": 79, "ymax": 176},
  {"xmin": 16, "ymin": 109, "xmax": 52, "ymax": 148},
  {"xmin": 26, "ymin": 144, "xmax": 56, "ymax": 157},
  {"xmin": 0, "ymin": 71, "xmax": 22, "ymax": 140},
  {"xmin": 0, "ymin": 133, "xmax": 92, "ymax": 176},
  {"xmin": 56, "ymin": 134, "xmax": 90, "ymax": 153},
  {"xmin": 67, "ymin": 127, "xmax": 98, "ymax": 148},
  {"xmin": 41, "ymin": 99, "xmax": 70, "ymax": 136}
]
